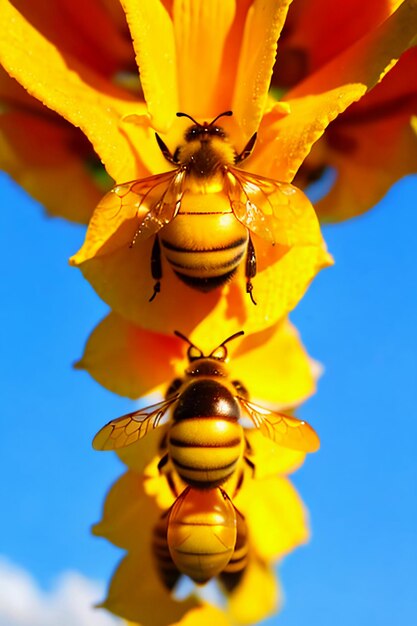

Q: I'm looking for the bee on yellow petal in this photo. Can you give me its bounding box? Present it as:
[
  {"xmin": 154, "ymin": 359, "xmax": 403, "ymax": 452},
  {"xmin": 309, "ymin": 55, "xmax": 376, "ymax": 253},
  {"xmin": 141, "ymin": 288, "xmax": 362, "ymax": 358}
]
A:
[
  {"xmin": 93, "ymin": 331, "xmax": 320, "ymax": 489},
  {"xmin": 102, "ymin": 111, "xmax": 309, "ymax": 303},
  {"xmin": 153, "ymin": 486, "xmax": 248, "ymax": 589}
]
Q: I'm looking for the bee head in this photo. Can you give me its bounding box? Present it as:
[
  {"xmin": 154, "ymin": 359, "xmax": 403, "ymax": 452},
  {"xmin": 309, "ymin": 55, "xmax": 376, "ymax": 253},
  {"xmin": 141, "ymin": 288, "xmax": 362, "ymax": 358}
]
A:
[
  {"xmin": 177, "ymin": 111, "xmax": 233, "ymax": 143},
  {"xmin": 174, "ymin": 330, "xmax": 244, "ymax": 378}
]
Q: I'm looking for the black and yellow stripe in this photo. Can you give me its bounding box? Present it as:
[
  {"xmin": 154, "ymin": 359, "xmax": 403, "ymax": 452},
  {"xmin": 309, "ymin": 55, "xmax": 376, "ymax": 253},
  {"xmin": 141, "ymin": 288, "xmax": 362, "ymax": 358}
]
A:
[
  {"xmin": 152, "ymin": 513, "xmax": 181, "ymax": 590},
  {"xmin": 169, "ymin": 380, "xmax": 244, "ymax": 488},
  {"xmin": 220, "ymin": 509, "xmax": 249, "ymax": 591},
  {"xmin": 167, "ymin": 488, "xmax": 237, "ymax": 585},
  {"xmin": 160, "ymin": 211, "xmax": 248, "ymax": 291}
]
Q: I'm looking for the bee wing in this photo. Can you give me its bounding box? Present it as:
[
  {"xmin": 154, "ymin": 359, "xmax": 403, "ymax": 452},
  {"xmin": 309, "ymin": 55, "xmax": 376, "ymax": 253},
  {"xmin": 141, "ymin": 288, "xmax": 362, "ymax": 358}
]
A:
[
  {"xmin": 92, "ymin": 396, "xmax": 179, "ymax": 451},
  {"xmin": 108, "ymin": 168, "xmax": 186, "ymax": 242},
  {"xmin": 225, "ymin": 167, "xmax": 311, "ymax": 247},
  {"xmin": 238, "ymin": 397, "xmax": 320, "ymax": 453}
]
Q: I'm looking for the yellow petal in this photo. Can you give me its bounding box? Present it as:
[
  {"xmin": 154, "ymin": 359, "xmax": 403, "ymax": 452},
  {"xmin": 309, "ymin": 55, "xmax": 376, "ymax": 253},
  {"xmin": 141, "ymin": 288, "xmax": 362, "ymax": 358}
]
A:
[
  {"xmin": 0, "ymin": 0, "xmax": 156, "ymax": 181},
  {"xmin": 101, "ymin": 551, "xmax": 199, "ymax": 626},
  {"xmin": 77, "ymin": 313, "xmax": 317, "ymax": 408},
  {"xmin": 71, "ymin": 187, "xmax": 331, "ymax": 344},
  {"xmin": 124, "ymin": 606, "xmax": 234, "ymax": 626},
  {"xmin": 120, "ymin": 0, "xmax": 178, "ymax": 132},
  {"xmin": 174, "ymin": 0, "xmax": 235, "ymax": 117},
  {"xmin": 76, "ymin": 313, "xmax": 184, "ymax": 398},
  {"xmin": 235, "ymin": 475, "xmax": 309, "ymax": 560},
  {"xmin": 93, "ymin": 471, "xmax": 159, "ymax": 550},
  {"xmin": 232, "ymin": 0, "xmax": 292, "ymax": 138},
  {"xmin": 231, "ymin": 318, "xmax": 317, "ymax": 406},
  {"xmin": 245, "ymin": 430, "xmax": 306, "ymax": 479},
  {"xmin": 170, "ymin": 605, "xmax": 233, "ymax": 626},
  {"xmin": 253, "ymin": 0, "xmax": 417, "ymax": 181},
  {"xmin": 226, "ymin": 556, "xmax": 279, "ymax": 625}
]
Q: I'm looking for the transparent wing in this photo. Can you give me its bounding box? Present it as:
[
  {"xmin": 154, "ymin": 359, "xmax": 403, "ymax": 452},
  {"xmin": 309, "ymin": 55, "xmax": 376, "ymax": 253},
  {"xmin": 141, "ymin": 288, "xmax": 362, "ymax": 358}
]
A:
[
  {"xmin": 225, "ymin": 167, "xmax": 311, "ymax": 247},
  {"xmin": 92, "ymin": 396, "xmax": 179, "ymax": 451},
  {"xmin": 108, "ymin": 168, "xmax": 187, "ymax": 242},
  {"xmin": 238, "ymin": 397, "xmax": 320, "ymax": 453}
]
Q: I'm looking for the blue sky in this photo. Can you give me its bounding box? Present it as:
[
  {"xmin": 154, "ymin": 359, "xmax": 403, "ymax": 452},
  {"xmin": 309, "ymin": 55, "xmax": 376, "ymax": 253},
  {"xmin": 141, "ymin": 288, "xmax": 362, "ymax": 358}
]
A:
[{"xmin": 0, "ymin": 170, "xmax": 416, "ymax": 625}]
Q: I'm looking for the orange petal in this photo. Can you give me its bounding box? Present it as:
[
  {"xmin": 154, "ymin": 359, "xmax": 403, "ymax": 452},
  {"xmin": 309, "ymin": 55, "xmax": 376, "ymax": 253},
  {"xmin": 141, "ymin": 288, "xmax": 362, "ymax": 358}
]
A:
[
  {"xmin": 235, "ymin": 475, "xmax": 309, "ymax": 560},
  {"xmin": 253, "ymin": 0, "xmax": 417, "ymax": 181},
  {"xmin": 0, "ymin": 0, "xmax": 156, "ymax": 181},
  {"xmin": 174, "ymin": 0, "xmax": 235, "ymax": 117},
  {"xmin": 120, "ymin": 0, "xmax": 178, "ymax": 132},
  {"xmin": 278, "ymin": 0, "xmax": 401, "ymax": 76},
  {"xmin": 226, "ymin": 556, "xmax": 279, "ymax": 625},
  {"xmin": 313, "ymin": 47, "xmax": 417, "ymax": 221},
  {"xmin": 232, "ymin": 0, "xmax": 292, "ymax": 139},
  {"xmin": 316, "ymin": 106, "xmax": 417, "ymax": 221},
  {"xmin": 10, "ymin": 0, "xmax": 133, "ymax": 76},
  {"xmin": 0, "ymin": 109, "xmax": 102, "ymax": 223}
]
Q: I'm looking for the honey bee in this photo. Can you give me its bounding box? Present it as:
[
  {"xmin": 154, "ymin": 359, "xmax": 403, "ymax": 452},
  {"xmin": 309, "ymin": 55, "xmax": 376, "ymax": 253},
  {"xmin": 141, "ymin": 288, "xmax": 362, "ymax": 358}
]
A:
[
  {"xmin": 103, "ymin": 110, "xmax": 308, "ymax": 304},
  {"xmin": 93, "ymin": 330, "xmax": 320, "ymax": 488},
  {"xmin": 152, "ymin": 486, "xmax": 248, "ymax": 589}
]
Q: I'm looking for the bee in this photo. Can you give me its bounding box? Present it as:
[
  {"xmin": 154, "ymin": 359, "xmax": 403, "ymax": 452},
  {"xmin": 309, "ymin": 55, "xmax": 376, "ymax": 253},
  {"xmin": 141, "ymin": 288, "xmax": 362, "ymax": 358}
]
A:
[
  {"xmin": 152, "ymin": 486, "xmax": 248, "ymax": 589},
  {"xmin": 103, "ymin": 110, "xmax": 308, "ymax": 304},
  {"xmin": 93, "ymin": 330, "xmax": 320, "ymax": 489}
]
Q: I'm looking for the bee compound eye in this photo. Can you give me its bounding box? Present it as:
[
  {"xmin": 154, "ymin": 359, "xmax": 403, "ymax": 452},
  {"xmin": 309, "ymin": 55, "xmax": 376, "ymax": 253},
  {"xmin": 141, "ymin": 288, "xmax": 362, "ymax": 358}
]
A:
[
  {"xmin": 210, "ymin": 126, "xmax": 226, "ymax": 138},
  {"xmin": 166, "ymin": 377, "xmax": 183, "ymax": 397},
  {"xmin": 232, "ymin": 380, "xmax": 249, "ymax": 399}
]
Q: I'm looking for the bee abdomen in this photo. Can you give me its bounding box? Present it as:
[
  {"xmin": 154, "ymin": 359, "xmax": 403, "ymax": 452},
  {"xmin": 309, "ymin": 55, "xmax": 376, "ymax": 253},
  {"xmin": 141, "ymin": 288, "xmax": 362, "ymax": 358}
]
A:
[
  {"xmin": 152, "ymin": 513, "xmax": 181, "ymax": 590},
  {"xmin": 169, "ymin": 417, "xmax": 243, "ymax": 488},
  {"xmin": 220, "ymin": 509, "xmax": 248, "ymax": 591},
  {"xmin": 167, "ymin": 488, "xmax": 237, "ymax": 585},
  {"xmin": 160, "ymin": 213, "xmax": 248, "ymax": 291}
]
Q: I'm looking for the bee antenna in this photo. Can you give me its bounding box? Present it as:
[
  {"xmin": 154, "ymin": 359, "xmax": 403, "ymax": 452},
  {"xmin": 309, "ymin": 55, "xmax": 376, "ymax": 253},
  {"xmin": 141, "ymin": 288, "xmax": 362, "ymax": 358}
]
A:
[
  {"xmin": 209, "ymin": 111, "xmax": 233, "ymax": 126},
  {"xmin": 176, "ymin": 112, "xmax": 200, "ymax": 125},
  {"xmin": 210, "ymin": 330, "xmax": 244, "ymax": 360},
  {"xmin": 174, "ymin": 330, "xmax": 203, "ymax": 359}
]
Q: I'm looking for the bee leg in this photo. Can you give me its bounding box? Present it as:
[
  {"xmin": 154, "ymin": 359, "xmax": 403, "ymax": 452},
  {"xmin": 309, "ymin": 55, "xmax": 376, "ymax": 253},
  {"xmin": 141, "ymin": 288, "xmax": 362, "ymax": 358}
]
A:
[
  {"xmin": 149, "ymin": 236, "xmax": 162, "ymax": 302},
  {"xmin": 231, "ymin": 469, "xmax": 245, "ymax": 498},
  {"xmin": 245, "ymin": 234, "xmax": 257, "ymax": 305},
  {"xmin": 235, "ymin": 132, "xmax": 257, "ymax": 164},
  {"xmin": 155, "ymin": 133, "xmax": 179, "ymax": 165},
  {"xmin": 244, "ymin": 455, "xmax": 255, "ymax": 477},
  {"xmin": 157, "ymin": 453, "xmax": 169, "ymax": 473}
]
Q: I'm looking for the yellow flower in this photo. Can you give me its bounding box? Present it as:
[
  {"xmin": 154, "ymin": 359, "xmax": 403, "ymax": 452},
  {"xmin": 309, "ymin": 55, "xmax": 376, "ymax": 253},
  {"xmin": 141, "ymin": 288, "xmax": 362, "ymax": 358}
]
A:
[{"xmin": 271, "ymin": 0, "xmax": 417, "ymax": 221}]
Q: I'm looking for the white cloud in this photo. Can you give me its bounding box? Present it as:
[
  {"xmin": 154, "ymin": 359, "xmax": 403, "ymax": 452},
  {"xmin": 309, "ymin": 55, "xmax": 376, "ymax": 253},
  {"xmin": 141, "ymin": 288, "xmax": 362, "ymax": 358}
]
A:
[{"xmin": 0, "ymin": 558, "xmax": 120, "ymax": 626}]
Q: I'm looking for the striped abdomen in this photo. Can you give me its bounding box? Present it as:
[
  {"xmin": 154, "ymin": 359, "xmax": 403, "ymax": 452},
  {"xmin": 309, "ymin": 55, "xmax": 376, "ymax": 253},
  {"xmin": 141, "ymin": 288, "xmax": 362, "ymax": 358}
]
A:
[
  {"xmin": 160, "ymin": 210, "xmax": 248, "ymax": 291},
  {"xmin": 152, "ymin": 512, "xmax": 181, "ymax": 590},
  {"xmin": 167, "ymin": 488, "xmax": 237, "ymax": 585},
  {"xmin": 169, "ymin": 380, "xmax": 244, "ymax": 488},
  {"xmin": 220, "ymin": 509, "xmax": 249, "ymax": 591}
]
